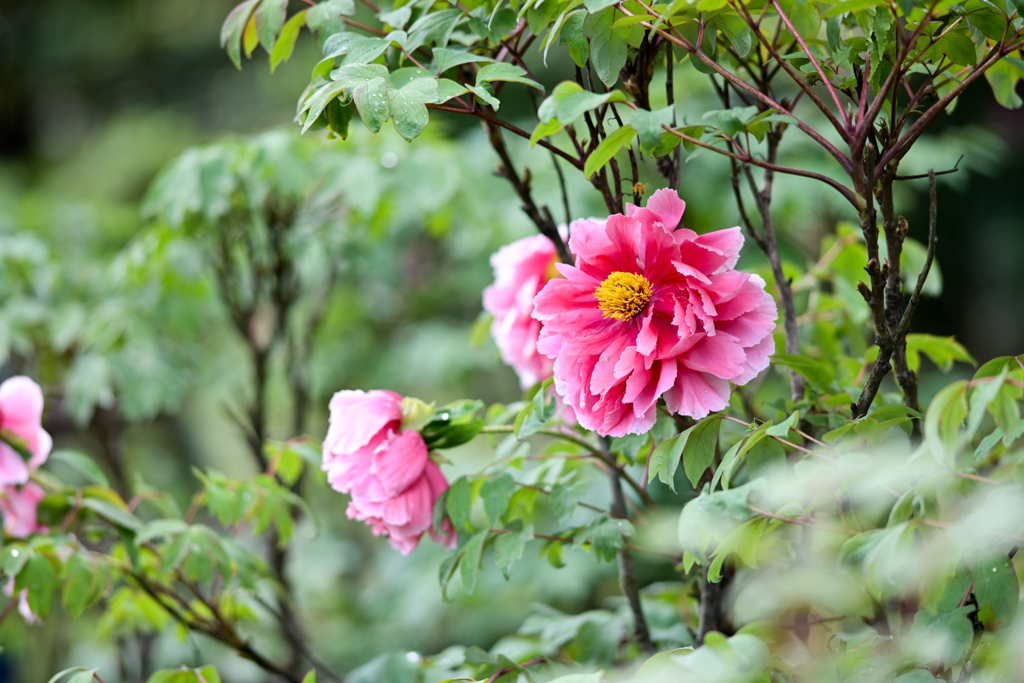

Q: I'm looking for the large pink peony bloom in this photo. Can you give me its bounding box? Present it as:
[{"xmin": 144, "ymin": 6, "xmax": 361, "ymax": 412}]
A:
[
  {"xmin": 322, "ymin": 389, "xmax": 456, "ymax": 555},
  {"xmin": 483, "ymin": 234, "xmax": 561, "ymax": 389},
  {"xmin": 1, "ymin": 482, "xmax": 46, "ymax": 538},
  {"xmin": 0, "ymin": 377, "xmax": 52, "ymax": 486},
  {"xmin": 532, "ymin": 189, "xmax": 777, "ymax": 437}
]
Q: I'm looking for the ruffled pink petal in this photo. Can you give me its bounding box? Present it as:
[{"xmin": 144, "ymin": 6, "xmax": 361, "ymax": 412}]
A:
[
  {"xmin": 531, "ymin": 189, "xmax": 776, "ymax": 434},
  {"xmin": 644, "ymin": 188, "xmax": 686, "ymax": 230},
  {"xmin": 370, "ymin": 429, "xmax": 429, "ymax": 498},
  {"xmin": 324, "ymin": 390, "xmax": 403, "ymax": 456}
]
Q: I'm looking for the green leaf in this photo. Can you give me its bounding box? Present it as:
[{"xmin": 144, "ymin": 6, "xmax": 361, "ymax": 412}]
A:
[
  {"xmin": 573, "ymin": 515, "xmax": 634, "ymax": 561},
  {"xmin": 480, "ymin": 473, "xmax": 516, "ymax": 525},
  {"xmin": 910, "ymin": 607, "xmax": 974, "ymax": 665},
  {"xmin": 683, "ymin": 416, "xmax": 723, "ymax": 489},
  {"xmin": 16, "ymin": 554, "xmax": 60, "ymax": 619},
  {"xmin": 48, "ymin": 449, "xmax": 109, "ymax": 487},
  {"xmin": 772, "ymin": 353, "xmax": 836, "ymax": 390},
  {"xmin": 254, "ymin": 0, "xmax": 287, "ymax": 52},
  {"xmin": 432, "ymin": 47, "xmax": 496, "ymax": 74},
  {"xmin": 306, "ymin": 0, "xmax": 356, "ymax": 29},
  {"xmin": 530, "ymin": 119, "xmax": 563, "ymax": 145},
  {"xmin": 460, "ymin": 530, "xmax": 489, "ymax": 594},
  {"xmin": 300, "ymin": 81, "xmax": 348, "ymax": 133},
  {"xmin": 405, "ymin": 9, "xmax": 464, "ymax": 53},
  {"xmin": 325, "ymin": 33, "xmax": 391, "ymax": 66},
  {"xmin": 476, "ymin": 62, "xmax": 544, "ymax": 91},
  {"xmin": 907, "ymin": 334, "xmax": 975, "ymax": 373},
  {"xmin": 969, "ymin": 552, "xmax": 1018, "ymax": 625},
  {"xmin": 353, "ymin": 76, "xmax": 390, "ymax": 133},
  {"xmin": 712, "ymin": 14, "xmax": 752, "ymax": 57},
  {"xmin": 48, "ymin": 669, "xmax": 98, "ymax": 683},
  {"xmin": 447, "ymin": 476, "xmax": 473, "ymax": 531},
  {"xmin": 589, "ymin": 9, "xmax": 629, "ymax": 86},
  {"xmin": 776, "ymin": 0, "xmax": 822, "ymax": 36},
  {"xmin": 62, "ymin": 553, "xmax": 100, "ymax": 618},
  {"xmin": 221, "ymin": 0, "xmax": 261, "ymax": 68},
  {"xmin": 494, "ymin": 524, "xmax": 533, "ymax": 579},
  {"xmin": 649, "ymin": 434, "xmax": 687, "ymax": 492},
  {"xmin": 514, "ymin": 378, "xmax": 557, "ymax": 438},
  {"xmin": 745, "ymin": 438, "xmax": 785, "ymax": 478},
  {"xmin": 985, "ymin": 58, "xmax": 1023, "ymax": 109},
  {"xmin": 466, "ymin": 83, "xmax": 501, "ymax": 109},
  {"xmin": 584, "ymin": 124, "xmax": 637, "ymax": 178},
  {"xmin": 326, "ymin": 97, "xmax": 356, "ymax": 139},
  {"xmin": 924, "ymin": 380, "xmax": 968, "ymax": 460},
  {"xmin": 631, "ymin": 106, "xmax": 675, "ymax": 149},
  {"xmin": 388, "ymin": 77, "xmax": 439, "ymax": 141},
  {"xmin": 766, "ymin": 411, "xmax": 799, "ymax": 438},
  {"xmin": 825, "ymin": 0, "xmax": 886, "ymax": 16},
  {"xmin": 302, "ymin": 671, "xmax": 317, "ymax": 683},
  {"xmin": 270, "ymin": 10, "xmax": 307, "ymax": 72},
  {"xmin": 81, "ymin": 497, "xmax": 145, "ymax": 532},
  {"xmin": 560, "ymin": 12, "xmax": 590, "ymax": 67}
]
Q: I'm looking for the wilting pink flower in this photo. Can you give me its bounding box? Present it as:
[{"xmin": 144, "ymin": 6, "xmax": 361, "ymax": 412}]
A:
[
  {"xmin": 1, "ymin": 482, "xmax": 46, "ymax": 538},
  {"xmin": 533, "ymin": 189, "xmax": 777, "ymax": 437},
  {"xmin": 322, "ymin": 389, "xmax": 456, "ymax": 555},
  {"xmin": 0, "ymin": 377, "xmax": 52, "ymax": 486},
  {"xmin": 483, "ymin": 234, "xmax": 561, "ymax": 389}
]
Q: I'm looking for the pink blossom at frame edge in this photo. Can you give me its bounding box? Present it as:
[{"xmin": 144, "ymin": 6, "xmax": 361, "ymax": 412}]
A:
[
  {"xmin": 0, "ymin": 376, "xmax": 52, "ymax": 486},
  {"xmin": 532, "ymin": 188, "xmax": 778, "ymax": 437},
  {"xmin": 1, "ymin": 481, "xmax": 47, "ymax": 539},
  {"xmin": 321, "ymin": 389, "xmax": 456, "ymax": 555}
]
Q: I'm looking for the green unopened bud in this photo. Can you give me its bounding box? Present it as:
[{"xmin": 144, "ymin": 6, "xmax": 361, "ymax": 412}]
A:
[{"xmin": 400, "ymin": 396, "xmax": 435, "ymax": 433}]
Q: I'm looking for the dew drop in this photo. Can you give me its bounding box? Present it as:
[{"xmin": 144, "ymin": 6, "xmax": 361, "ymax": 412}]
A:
[{"xmin": 381, "ymin": 152, "xmax": 398, "ymax": 168}]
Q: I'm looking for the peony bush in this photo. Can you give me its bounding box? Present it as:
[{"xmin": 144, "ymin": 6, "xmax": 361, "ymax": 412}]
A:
[{"xmin": 3, "ymin": 0, "xmax": 1024, "ymax": 681}]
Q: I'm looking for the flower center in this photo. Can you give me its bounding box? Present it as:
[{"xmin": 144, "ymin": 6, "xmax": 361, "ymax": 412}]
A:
[{"xmin": 594, "ymin": 271, "xmax": 652, "ymax": 320}]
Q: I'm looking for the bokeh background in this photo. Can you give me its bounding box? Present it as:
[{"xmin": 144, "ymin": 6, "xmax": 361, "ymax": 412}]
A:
[{"xmin": 0, "ymin": 0, "xmax": 1022, "ymax": 680}]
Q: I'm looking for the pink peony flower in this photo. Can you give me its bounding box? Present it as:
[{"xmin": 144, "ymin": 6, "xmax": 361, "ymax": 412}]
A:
[
  {"xmin": 322, "ymin": 389, "xmax": 456, "ymax": 555},
  {"xmin": 483, "ymin": 234, "xmax": 561, "ymax": 389},
  {"xmin": 1, "ymin": 482, "xmax": 47, "ymax": 538},
  {"xmin": 532, "ymin": 189, "xmax": 777, "ymax": 437}
]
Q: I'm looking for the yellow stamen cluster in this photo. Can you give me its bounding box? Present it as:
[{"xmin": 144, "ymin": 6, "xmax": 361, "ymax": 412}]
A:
[{"xmin": 594, "ymin": 271, "xmax": 653, "ymax": 320}]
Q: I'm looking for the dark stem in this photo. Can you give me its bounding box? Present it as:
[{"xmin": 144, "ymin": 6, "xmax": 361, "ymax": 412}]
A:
[
  {"xmin": 484, "ymin": 121, "xmax": 573, "ymax": 264},
  {"xmin": 605, "ymin": 444, "xmax": 655, "ymax": 655}
]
